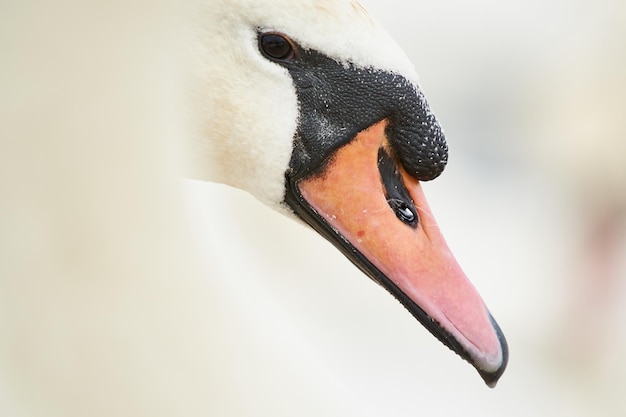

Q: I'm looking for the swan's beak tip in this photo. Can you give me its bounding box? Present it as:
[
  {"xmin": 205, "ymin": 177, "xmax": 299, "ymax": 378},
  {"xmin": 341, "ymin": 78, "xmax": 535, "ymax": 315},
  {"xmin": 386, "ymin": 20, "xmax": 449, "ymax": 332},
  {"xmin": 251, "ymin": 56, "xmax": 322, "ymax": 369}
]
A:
[
  {"xmin": 479, "ymin": 360, "xmax": 507, "ymax": 388},
  {"xmin": 479, "ymin": 362, "xmax": 506, "ymax": 388},
  {"xmin": 482, "ymin": 375, "xmax": 500, "ymax": 389},
  {"xmin": 478, "ymin": 314, "xmax": 509, "ymax": 388}
]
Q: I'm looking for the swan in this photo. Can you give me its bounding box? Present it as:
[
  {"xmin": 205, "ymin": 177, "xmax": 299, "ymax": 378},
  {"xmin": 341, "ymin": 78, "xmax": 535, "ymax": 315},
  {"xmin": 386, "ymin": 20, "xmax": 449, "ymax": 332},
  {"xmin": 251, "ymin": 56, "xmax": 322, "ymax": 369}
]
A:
[
  {"xmin": 1, "ymin": 0, "xmax": 506, "ymax": 416},
  {"xmin": 189, "ymin": 0, "xmax": 508, "ymax": 386}
]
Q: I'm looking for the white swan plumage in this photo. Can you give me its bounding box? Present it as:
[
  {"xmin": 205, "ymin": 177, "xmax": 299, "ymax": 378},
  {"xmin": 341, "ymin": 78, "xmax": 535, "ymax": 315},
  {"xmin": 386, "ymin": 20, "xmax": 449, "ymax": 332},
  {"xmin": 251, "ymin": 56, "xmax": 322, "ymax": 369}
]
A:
[
  {"xmin": 1, "ymin": 1, "xmax": 506, "ymax": 416},
  {"xmin": 190, "ymin": 0, "xmax": 417, "ymax": 210}
]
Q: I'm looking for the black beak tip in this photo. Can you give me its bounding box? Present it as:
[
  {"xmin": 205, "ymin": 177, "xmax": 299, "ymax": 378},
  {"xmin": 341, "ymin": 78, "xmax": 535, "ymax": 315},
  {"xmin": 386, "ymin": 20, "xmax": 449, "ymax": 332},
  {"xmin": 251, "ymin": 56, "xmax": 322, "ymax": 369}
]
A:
[{"xmin": 478, "ymin": 314, "xmax": 509, "ymax": 388}]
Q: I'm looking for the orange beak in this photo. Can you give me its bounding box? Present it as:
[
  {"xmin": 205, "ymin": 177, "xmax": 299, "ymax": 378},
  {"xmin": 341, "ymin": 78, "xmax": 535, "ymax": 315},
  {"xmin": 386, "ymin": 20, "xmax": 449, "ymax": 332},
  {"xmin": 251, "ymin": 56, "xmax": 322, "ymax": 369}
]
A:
[{"xmin": 293, "ymin": 120, "xmax": 507, "ymax": 386}]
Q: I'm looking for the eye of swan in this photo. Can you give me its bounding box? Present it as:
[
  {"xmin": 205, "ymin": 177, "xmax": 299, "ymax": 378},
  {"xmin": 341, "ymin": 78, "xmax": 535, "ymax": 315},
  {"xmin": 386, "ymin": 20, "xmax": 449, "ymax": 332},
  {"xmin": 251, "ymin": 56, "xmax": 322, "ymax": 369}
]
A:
[{"xmin": 259, "ymin": 32, "xmax": 297, "ymax": 62}]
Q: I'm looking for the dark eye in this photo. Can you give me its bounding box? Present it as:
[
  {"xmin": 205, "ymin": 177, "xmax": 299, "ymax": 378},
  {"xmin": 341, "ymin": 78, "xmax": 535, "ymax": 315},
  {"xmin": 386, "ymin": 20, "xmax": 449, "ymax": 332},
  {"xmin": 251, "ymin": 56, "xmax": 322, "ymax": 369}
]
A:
[{"xmin": 259, "ymin": 33, "xmax": 296, "ymax": 62}]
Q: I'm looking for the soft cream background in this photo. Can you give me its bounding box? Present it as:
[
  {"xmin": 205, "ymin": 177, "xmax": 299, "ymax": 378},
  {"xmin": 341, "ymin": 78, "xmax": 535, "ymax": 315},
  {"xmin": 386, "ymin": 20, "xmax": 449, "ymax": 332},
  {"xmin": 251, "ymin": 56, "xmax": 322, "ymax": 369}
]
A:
[{"xmin": 2, "ymin": 0, "xmax": 625, "ymax": 416}]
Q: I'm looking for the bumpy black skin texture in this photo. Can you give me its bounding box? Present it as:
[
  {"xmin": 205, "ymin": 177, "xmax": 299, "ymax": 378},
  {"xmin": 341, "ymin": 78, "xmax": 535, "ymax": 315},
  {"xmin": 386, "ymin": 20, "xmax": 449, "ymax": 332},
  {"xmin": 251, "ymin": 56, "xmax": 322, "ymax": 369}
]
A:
[
  {"xmin": 259, "ymin": 33, "xmax": 507, "ymax": 386},
  {"xmin": 283, "ymin": 49, "xmax": 448, "ymax": 183}
]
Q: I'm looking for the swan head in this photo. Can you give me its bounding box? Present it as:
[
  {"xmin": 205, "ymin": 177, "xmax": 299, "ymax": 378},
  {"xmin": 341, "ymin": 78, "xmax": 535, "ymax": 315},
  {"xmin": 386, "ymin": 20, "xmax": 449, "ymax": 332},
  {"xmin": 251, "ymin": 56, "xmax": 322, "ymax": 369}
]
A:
[{"xmin": 191, "ymin": 0, "xmax": 508, "ymax": 386}]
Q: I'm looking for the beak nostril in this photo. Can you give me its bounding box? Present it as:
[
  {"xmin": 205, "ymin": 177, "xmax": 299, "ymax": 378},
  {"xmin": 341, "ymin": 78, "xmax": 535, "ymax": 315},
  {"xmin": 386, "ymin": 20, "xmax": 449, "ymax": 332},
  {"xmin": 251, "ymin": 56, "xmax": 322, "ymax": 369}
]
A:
[
  {"xmin": 378, "ymin": 147, "xmax": 418, "ymax": 228},
  {"xmin": 389, "ymin": 199, "xmax": 416, "ymax": 225}
]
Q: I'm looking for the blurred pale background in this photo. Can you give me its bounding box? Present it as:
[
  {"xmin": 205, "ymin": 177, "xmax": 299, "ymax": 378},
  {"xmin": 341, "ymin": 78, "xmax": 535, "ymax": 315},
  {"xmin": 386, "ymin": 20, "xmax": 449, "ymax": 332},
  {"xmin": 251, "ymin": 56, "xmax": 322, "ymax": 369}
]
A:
[
  {"xmin": 2, "ymin": 0, "xmax": 625, "ymax": 416},
  {"xmin": 188, "ymin": 0, "xmax": 626, "ymax": 415}
]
